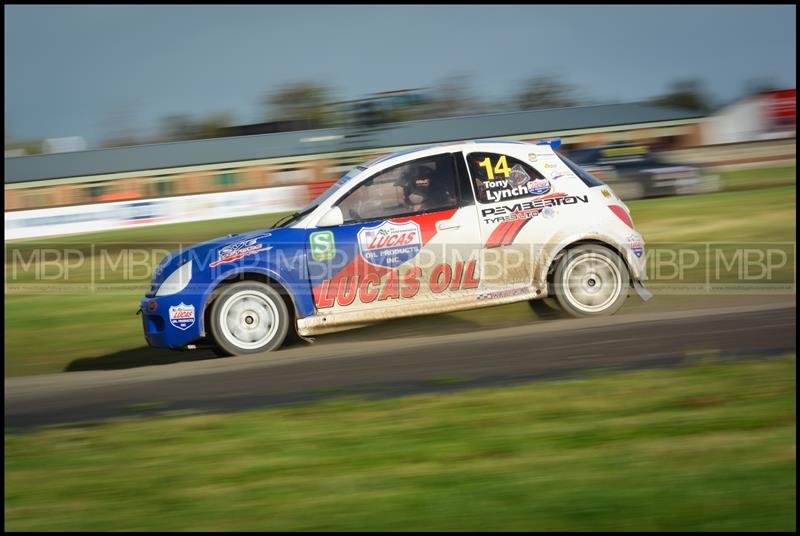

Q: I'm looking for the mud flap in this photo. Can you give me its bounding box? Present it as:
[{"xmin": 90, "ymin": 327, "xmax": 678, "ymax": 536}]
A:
[{"xmin": 633, "ymin": 279, "xmax": 653, "ymax": 302}]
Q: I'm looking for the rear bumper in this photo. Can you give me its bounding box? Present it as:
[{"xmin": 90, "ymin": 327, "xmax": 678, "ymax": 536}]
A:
[{"xmin": 633, "ymin": 279, "xmax": 653, "ymax": 301}]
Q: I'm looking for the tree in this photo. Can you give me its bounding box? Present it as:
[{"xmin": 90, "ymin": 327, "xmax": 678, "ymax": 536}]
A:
[
  {"xmin": 160, "ymin": 113, "xmax": 196, "ymax": 142},
  {"xmin": 263, "ymin": 82, "xmax": 334, "ymax": 127},
  {"xmin": 425, "ymin": 73, "xmax": 492, "ymax": 118},
  {"xmin": 648, "ymin": 79, "xmax": 712, "ymax": 113},
  {"xmin": 195, "ymin": 113, "xmax": 233, "ymax": 139},
  {"xmin": 514, "ymin": 75, "xmax": 580, "ymax": 111},
  {"xmin": 4, "ymin": 129, "xmax": 43, "ymax": 155},
  {"xmin": 159, "ymin": 112, "xmax": 233, "ymax": 142}
]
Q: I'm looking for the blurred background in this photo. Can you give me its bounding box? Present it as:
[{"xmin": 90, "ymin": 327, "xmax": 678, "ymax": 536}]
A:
[
  {"xmin": 3, "ymin": 5, "xmax": 795, "ymax": 238},
  {"xmin": 4, "ymin": 4, "xmax": 796, "ymax": 532}
]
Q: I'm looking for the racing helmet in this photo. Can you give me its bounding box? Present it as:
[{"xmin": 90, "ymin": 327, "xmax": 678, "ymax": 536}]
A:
[{"xmin": 399, "ymin": 164, "xmax": 437, "ymax": 208}]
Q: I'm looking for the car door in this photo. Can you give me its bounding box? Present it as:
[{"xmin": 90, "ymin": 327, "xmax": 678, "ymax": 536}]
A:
[
  {"xmin": 306, "ymin": 152, "xmax": 482, "ymax": 316},
  {"xmin": 464, "ymin": 149, "xmax": 563, "ymax": 294}
]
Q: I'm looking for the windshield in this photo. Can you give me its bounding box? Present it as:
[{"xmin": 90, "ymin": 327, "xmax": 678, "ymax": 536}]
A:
[
  {"xmin": 311, "ymin": 165, "xmax": 366, "ymax": 208},
  {"xmin": 274, "ymin": 164, "xmax": 367, "ymax": 228}
]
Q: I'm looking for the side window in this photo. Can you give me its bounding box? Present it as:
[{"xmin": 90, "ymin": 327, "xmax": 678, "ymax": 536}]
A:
[
  {"xmin": 466, "ymin": 152, "xmax": 549, "ymax": 204},
  {"xmin": 337, "ymin": 154, "xmax": 459, "ymax": 224}
]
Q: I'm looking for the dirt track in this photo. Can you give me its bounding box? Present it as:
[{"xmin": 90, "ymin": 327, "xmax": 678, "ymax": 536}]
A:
[{"xmin": 5, "ymin": 299, "xmax": 795, "ymax": 430}]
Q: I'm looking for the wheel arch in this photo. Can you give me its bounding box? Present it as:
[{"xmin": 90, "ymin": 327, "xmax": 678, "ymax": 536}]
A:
[
  {"xmin": 201, "ymin": 270, "xmax": 298, "ymax": 339},
  {"xmin": 537, "ymin": 236, "xmax": 635, "ymax": 296}
]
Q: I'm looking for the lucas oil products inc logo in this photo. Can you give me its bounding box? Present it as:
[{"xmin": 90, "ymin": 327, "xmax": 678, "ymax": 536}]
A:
[
  {"xmin": 358, "ymin": 220, "xmax": 422, "ymax": 269},
  {"xmin": 627, "ymin": 234, "xmax": 644, "ymax": 258},
  {"xmin": 169, "ymin": 303, "xmax": 196, "ymax": 330},
  {"xmin": 527, "ymin": 178, "xmax": 551, "ymax": 196}
]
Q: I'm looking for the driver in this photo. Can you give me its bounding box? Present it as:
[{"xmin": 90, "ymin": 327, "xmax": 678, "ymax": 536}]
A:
[{"xmin": 398, "ymin": 164, "xmax": 454, "ymax": 212}]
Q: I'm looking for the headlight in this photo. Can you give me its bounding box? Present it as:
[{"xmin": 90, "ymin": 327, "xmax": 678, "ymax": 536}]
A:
[{"xmin": 155, "ymin": 260, "xmax": 193, "ymax": 297}]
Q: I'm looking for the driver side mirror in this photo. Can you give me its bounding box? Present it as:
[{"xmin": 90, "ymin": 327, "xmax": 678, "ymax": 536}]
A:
[{"xmin": 317, "ymin": 206, "xmax": 344, "ymax": 227}]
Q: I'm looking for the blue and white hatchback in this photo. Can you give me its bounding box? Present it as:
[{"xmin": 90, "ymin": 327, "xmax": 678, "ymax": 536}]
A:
[{"xmin": 141, "ymin": 140, "xmax": 651, "ymax": 355}]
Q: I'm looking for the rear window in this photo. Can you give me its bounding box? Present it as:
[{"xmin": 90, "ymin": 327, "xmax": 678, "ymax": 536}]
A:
[
  {"xmin": 466, "ymin": 152, "xmax": 550, "ymax": 204},
  {"xmin": 567, "ymin": 148, "xmax": 597, "ymax": 165},
  {"xmin": 557, "ymin": 154, "xmax": 606, "ymax": 187}
]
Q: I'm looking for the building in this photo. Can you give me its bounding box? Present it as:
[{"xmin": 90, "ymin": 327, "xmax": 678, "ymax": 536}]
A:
[
  {"xmin": 5, "ymin": 102, "xmax": 705, "ymax": 212},
  {"xmin": 702, "ymin": 89, "xmax": 796, "ymax": 145}
]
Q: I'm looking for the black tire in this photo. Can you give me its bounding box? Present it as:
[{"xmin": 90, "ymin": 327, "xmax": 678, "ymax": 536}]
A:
[
  {"xmin": 528, "ymin": 297, "xmax": 564, "ymax": 319},
  {"xmin": 209, "ymin": 281, "xmax": 290, "ymax": 356},
  {"xmin": 550, "ymin": 244, "xmax": 630, "ymax": 318}
]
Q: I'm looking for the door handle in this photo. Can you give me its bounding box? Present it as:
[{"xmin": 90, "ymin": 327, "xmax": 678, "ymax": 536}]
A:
[{"xmin": 437, "ymin": 221, "xmax": 460, "ymax": 231}]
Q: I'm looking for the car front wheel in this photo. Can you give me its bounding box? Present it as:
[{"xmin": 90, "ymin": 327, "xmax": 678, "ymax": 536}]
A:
[
  {"xmin": 551, "ymin": 244, "xmax": 629, "ymax": 318},
  {"xmin": 210, "ymin": 281, "xmax": 290, "ymax": 355}
]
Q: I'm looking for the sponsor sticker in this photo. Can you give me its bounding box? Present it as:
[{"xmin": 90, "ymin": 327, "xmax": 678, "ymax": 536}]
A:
[
  {"xmin": 169, "ymin": 302, "xmax": 195, "ymax": 331},
  {"xmin": 358, "ymin": 220, "xmax": 422, "ymax": 268},
  {"xmin": 477, "ymin": 287, "xmax": 528, "ymax": 300},
  {"xmin": 627, "ymin": 234, "xmax": 644, "ymax": 258},
  {"xmin": 507, "ymin": 164, "xmax": 531, "ymax": 187},
  {"xmin": 484, "ymin": 181, "xmax": 531, "ymax": 203},
  {"xmin": 543, "ymin": 163, "xmax": 557, "ymax": 169},
  {"xmin": 601, "ymin": 188, "xmax": 612, "ymax": 198},
  {"xmin": 315, "ymin": 260, "xmax": 480, "ymax": 308},
  {"xmin": 527, "ymin": 178, "xmax": 552, "ymax": 196},
  {"xmin": 310, "ymin": 230, "xmax": 336, "ymax": 262},
  {"xmin": 528, "ymin": 153, "xmax": 538, "ymax": 162},
  {"xmin": 481, "ymin": 194, "xmax": 588, "ymax": 224},
  {"xmin": 210, "ymin": 234, "xmax": 271, "ymax": 268},
  {"xmin": 541, "ymin": 207, "xmax": 557, "ymax": 219}
]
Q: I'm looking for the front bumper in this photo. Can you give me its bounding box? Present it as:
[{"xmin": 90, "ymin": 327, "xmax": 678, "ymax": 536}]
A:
[{"xmin": 140, "ymin": 295, "xmax": 204, "ymax": 349}]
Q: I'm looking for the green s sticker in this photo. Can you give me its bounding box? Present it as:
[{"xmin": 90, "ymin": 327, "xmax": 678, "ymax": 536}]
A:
[{"xmin": 310, "ymin": 230, "xmax": 336, "ymax": 261}]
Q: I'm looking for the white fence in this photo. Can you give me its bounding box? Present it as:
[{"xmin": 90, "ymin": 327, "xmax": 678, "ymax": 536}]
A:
[{"xmin": 5, "ymin": 185, "xmax": 307, "ymax": 241}]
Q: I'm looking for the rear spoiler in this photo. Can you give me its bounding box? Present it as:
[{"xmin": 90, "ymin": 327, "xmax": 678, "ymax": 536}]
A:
[{"xmin": 536, "ymin": 138, "xmax": 562, "ymax": 150}]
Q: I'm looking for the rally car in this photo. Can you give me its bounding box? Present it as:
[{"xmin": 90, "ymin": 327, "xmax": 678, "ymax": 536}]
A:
[
  {"xmin": 140, "ymin": 139, "xmax": 651, "ymax": 356},
  {"xmin": 567, "ymin": 144, "xmax": 720, "ymax": 200}
]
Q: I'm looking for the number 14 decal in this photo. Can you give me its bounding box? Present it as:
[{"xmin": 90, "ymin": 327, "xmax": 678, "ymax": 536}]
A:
[{"xmin": 477, "ymin": 155, "xmax": 511, "ymax": 180}]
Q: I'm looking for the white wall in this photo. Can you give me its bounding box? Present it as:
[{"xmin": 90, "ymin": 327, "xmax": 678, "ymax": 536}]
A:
[
  {"xmin": 703, "ymin": 98, "xmax": 767, "ymax": 145},
  {"xmin": 5, "ymin": 185, "xmax": 307, "ymax": 241}
]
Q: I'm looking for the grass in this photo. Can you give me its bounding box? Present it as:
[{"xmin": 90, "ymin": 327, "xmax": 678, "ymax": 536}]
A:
[
  {"xmin": 631, "ymin": 184, "xmax": 796, "ymax": 243},
  {"xmin": 4, "ymin": 170, "xmax": 796, "ymax": 377},
  {"xmin": 4, "ymin": 355, "xmax": 796, "ymax": 531},
  {"xmin": 718, "ymin": 164, "xmax": 796, "ymax": 193},
  {"xmin": 4, "ymin": 212, "xmax": 292, "ymax": 376}
]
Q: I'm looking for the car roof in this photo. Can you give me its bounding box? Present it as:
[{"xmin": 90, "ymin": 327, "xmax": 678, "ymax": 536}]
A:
[{"xmin": 363, "ymin": 139, "xmax": 545, "ymax": 169}]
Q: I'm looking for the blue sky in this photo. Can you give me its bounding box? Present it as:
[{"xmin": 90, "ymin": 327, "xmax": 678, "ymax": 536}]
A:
[{"xmin": 4, "ymin": 5, "xmax": 796, "ymax": 147}]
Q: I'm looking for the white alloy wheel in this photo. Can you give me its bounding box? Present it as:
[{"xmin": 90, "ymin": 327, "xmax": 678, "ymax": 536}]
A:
[
  {"xmin": 551, "ymin": 245, "xmax": 629, "ymax": 317},
  {"xmin": 210, "ymin": 281, "xmax": 290, "ymax": 355}
]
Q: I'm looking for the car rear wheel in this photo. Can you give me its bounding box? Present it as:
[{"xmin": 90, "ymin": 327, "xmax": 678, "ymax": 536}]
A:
[
  {"xmin": 551, "ymin": 244, "xmax": 629, "ymax": 318},
  {"xmin": 210, "ymin": 281, "xmax": 290, "ymax": 355}
]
